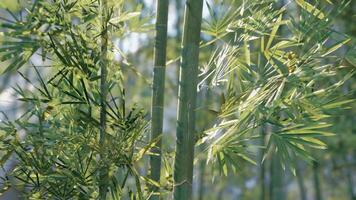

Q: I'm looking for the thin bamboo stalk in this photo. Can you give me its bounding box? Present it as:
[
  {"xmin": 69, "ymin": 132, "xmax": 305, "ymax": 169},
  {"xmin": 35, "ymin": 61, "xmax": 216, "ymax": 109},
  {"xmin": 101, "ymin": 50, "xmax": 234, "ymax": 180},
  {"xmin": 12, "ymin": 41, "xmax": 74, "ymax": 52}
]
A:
[
  {"xmin": 296, "ymin": 162, "xmax": 307, "ymax": 200},
  {"xmin": 173, "ymin": 0, "xmax": 204, "ymax": 199},
  {"xmin": 343, "ymin": 155, "xmax": 355, "ymax": 200},
  {"xmin": 259, "ymin": 129, "xmax": 266, "ymax": 200},
  {"xmin": 197, "ymin": 161, "xmax": 206, "ymax": 200},
  {"xmin": 269, "ymin": 147, "xmax": 285, "ymax": 200},
  {"xmin": 149, "ymin": 0, "xmax": 169, "ymax": 199},
  {"xmin": 174, "ymin": 0, "xmax": 182, "ymax": 93},
  {"xmin": 197, "ymin": 71, "xmax": 213, "ymax": 200},
  {"xmin": 99, "ymin": 0, "xmax": 109, "ymax": 198},
  {"xmin": 312, "ymin": 161, "xmax": 322, "ymax": 200}
]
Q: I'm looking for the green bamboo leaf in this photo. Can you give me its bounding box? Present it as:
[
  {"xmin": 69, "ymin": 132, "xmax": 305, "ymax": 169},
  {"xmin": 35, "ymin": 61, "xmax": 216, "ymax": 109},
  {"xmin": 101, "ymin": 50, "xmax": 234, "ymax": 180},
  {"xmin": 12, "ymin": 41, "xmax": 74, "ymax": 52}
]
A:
[
  {"xmin": 136, "ymin": 135, "xmax": 162, "ymax": 161},
  {"xmin": 295, "ymin": 0, "xmax": 325, "ymax": 20},
  {"xmin": 322, "ymin": 38, "xmax": 351, "ymax": 57},
  {"xmin": 266, "ymin": 14, "xmax": 283, "ymax": 50},
  {"xmin": 109, "ymin": 12, "xmax": 141, "ymax": 24},
  {"xmin": 300, "ymin": 137, "xmax": 327, "ymax": 148},
  {"xmin": 244, "ymin": 39, "xmax": 251, "ymax": 66},
  {"xmin": 140, "ymin": 176, "xmax": 160, "ymax": 188},
  {"xmin": 0, "ymin": 150, "xmax": 13, "ymax": 166},
  {"xmin": 0, "ymin": 0, "xmax": 24, "ymax": 12},
  {"xmin": 270, "ymin": 40, "xmax": 303, "ymax": 50},
  {"xmin": 322, "ymin": 99, "xmax": 354, "ymax": 109},
  {"xmin": 237, "ymin": 153, "xmax": 256, "ymax": 165}
]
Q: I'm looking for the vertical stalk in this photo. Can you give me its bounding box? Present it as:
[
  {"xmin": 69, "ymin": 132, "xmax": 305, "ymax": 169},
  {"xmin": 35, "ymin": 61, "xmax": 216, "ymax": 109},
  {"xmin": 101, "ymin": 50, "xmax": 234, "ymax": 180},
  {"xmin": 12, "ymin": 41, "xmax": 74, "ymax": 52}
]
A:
[
  {"xmin": 258, "ymin": 51, "xmax": 267, "ymax": 200},
  {"xmin": 269, "ymin": 156, "xmax": 274, "ymax": 200},
  {"xmin": 197, "ymin": 161, "xmax": 206, "ymax": 200},
  {"xmin": 149, "ymin": 0, "xmax": 169, "ymax": 199},
  {"xmin": 296, "ymin": 162, "xmax": 307, "ymax": 200},
  {"xmin": 269, "ymin": 156, "xmax": 285, "ymax": 200},
  {"xmin": 197, "ymin": 73, "xmax": 213, "ymax": 200},
  {"xmin": 312, "ymin": 161, "xmax": 322, "ymax": 200},
  {"xmin": 174, "ymin": 0, "xmax": 182, "ymax": 92},
  {"xmin": 259, "ymin": 129, "xmax": 266, "ymax": 200},
  {"xmin": 99, "ymin": 0, "xmax": 108, "ymax": 198},
  {"xmin": 346, "ymin": 166, "xmax": 356, "ymax": 200},
  {"xmin": 260, "ymin": 160, "xmax": 266, "ymax": 200},
  {"xmin": 173, "ymin": 0, "xmax": 204, "ymax": 200},
  {"xmin": 343, "ymin": 155, "xmax": 355, "ymax": 200},
  {"xmin": 217, "ymin": 187, "xmax": 224, "ymax": 200},
  {"xmin": 175, "ymin": 0, "xmax": 182, "ymax": 42}
]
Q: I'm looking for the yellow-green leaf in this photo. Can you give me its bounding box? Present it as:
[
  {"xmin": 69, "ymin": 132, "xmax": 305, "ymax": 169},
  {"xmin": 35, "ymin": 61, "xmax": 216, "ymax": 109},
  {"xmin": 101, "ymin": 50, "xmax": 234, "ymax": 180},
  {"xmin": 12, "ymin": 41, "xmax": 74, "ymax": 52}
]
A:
[
  {"xmin": 266, "ymin": 14, "xmax": 283, "ymax": 50},
  {"xmin": 322, "ymin": 38, "xmax": 351, "ymax": 57},
  {"xmin": 295, "ymin": 0, "xmax": 325, "ymax": 20},
  {"xmin": 244, "ymin": 40, "xmax": 251, "ymax": 66},
  {"xmin": 110, "ymin": 12, "xmax": 141, "ymax": 24}
]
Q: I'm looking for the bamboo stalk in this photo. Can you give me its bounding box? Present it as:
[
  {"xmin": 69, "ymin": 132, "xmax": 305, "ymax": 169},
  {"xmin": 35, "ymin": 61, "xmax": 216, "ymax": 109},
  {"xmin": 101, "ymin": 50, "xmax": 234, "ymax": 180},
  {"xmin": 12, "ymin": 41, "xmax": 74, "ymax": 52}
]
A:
[
  {"xmin": 259, "ymin": 129, "xmax": 266, "ymax": 200},
  {"xmin": 197, "ymin": 161, "xmax": 206, "ymax": 200},
  {"xmin": 346, "ymin": 166, "xmax": 356, "ymax": 200},
  {"xmin": 196, "ymin": 98, "xmax": 209, "ymax": 200},
  {"xmin": 149, "ymin": 0, "xmax": 169, "ymax": 199},
  {"xmin": 174, "ymin": 0, "xmax": 182, "ymax": 93},
  {"xmin": 269, "ymin": 155, "xmax": 285, "ymax": 200},
  {"xmin": 175, "ymin": 0, "xmax": 182, "ymax": 43},
  {"xmin": 296, "ymin": 162, "xmax": 307, "ymax": 200},
  {"xmin": 343, "ymin": 155, "xmax": 356, "ymax": 200},
  {"xmin": 99, "ymin": 0, "xmax": 109, "ymax": 198},
  {"xmin": 312, "ymin": 161, "xmax": 322, "ymax": 200},
  {"xmin": 173, "ymin": 0, "xmax": 204, "ymax": 199}
]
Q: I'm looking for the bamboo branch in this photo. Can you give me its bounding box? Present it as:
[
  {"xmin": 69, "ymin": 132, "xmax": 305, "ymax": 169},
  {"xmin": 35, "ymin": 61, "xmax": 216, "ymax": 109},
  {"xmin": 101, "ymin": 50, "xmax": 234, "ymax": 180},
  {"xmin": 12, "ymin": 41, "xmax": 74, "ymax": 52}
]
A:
[{"xmin": 99, "ymin": 0, "xmax": 109, "ymax": 198}]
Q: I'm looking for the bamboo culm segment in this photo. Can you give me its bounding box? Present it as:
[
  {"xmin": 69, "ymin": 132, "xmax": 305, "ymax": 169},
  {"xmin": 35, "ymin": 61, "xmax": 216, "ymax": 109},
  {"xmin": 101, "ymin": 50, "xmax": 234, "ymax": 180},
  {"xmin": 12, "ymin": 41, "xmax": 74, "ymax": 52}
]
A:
[
  {"xmin": 313, "ymin": 161, "xmax": 323, "ymax": 200},
  {"xmin": 99, "ymin": 0, "xmax": 109, "ymax": 198},
  {"xmin": 173, "ymin": 0, "xmax": 204, "ymax": 200},
  {"xmin": 150, "ymin": 0, "xmax": 169, "ymax": 199}
]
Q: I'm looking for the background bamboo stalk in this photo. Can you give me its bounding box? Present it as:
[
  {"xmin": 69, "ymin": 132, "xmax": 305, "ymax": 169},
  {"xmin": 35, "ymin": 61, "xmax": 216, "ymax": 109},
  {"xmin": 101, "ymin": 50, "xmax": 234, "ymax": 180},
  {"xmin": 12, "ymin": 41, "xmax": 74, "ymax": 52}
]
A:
[
  {"xmin": 296, "ymin": 162, "xmax": 307, "ymax": 200},
  {"xmin": 173, "ymin": 0, "xmax": 204, "ymax": 199},
  {"xmin": 149, "ymin": 0, "xmax": 169, "ymax": 199},
  {"xmin": 345, "ymin": 160, "xmax": 356, "ymax": 200},
  {"xmin": 174, "ymin": 0, "xmax": 182, "ymax": 93},
  {"xmin": 197, "ymin": 84, "xmax": 212, "ymax": 200},
  {"xmin": 269, "ymin": 155, "xmax": 285, "ymax": 200},
  {"xmin": 313, "ymin": 161, "xmax": 323, "ymax": 200},
  {"xmin": 260, "ymin": 129, "xmax": 266, "ymax": 200},
  {"xmin": 99, "ymin": 0, "xmax": 109, "ymax": 198}
]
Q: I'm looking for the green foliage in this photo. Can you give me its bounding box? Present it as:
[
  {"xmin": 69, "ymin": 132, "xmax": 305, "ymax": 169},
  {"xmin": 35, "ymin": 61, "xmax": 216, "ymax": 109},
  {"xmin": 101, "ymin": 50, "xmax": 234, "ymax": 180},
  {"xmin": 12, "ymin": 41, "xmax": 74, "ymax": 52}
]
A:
[
  {"xmin": 0, "ymin": 0, "xmax": 26, "ymax": 12},
  {"xmin": 199, "ymin": 0, "xmax": 354, "ymax": 175},
  {"xmin": 0, "ymin": 0, "xmax": 153, "ymax": 199},
  {"xmin": 0, "ymin": 0, "xmax": 354, "ymax": 199}
]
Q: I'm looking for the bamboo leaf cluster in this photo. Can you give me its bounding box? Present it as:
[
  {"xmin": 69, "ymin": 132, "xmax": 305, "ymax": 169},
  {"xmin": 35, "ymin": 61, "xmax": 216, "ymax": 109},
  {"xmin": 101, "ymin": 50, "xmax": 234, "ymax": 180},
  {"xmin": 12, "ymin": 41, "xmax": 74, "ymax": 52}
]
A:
[
  {"xmin": 0, "ymin": 0, "xmax": 153, "ymax": 199},
  {"xmin": 199, "ymin": 0, "xmax": 354, "ymax": 175}
]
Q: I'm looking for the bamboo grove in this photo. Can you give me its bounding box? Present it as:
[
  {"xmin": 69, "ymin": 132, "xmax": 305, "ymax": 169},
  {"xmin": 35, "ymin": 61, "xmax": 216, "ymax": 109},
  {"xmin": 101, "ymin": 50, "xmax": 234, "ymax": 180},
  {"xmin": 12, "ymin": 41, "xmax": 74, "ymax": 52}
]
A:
[{"xmin": 0, "ymin": 0, "xmax": 355, "ymax": 199}]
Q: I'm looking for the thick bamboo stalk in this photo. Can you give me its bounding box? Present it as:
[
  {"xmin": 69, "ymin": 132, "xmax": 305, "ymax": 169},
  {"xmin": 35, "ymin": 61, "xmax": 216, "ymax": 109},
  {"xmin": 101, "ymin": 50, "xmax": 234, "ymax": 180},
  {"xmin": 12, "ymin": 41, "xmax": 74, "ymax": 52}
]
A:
[
  {"xmin": 149, "ymin": 0, "xmax": 169, "ymax": 199},
  {"xmin": 99, "ymin": 0, "xmax": 109, "ymax": 198},
  {"xmin": 173, "ymin": 0, "xmax": 204, "ymax": 199}
]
